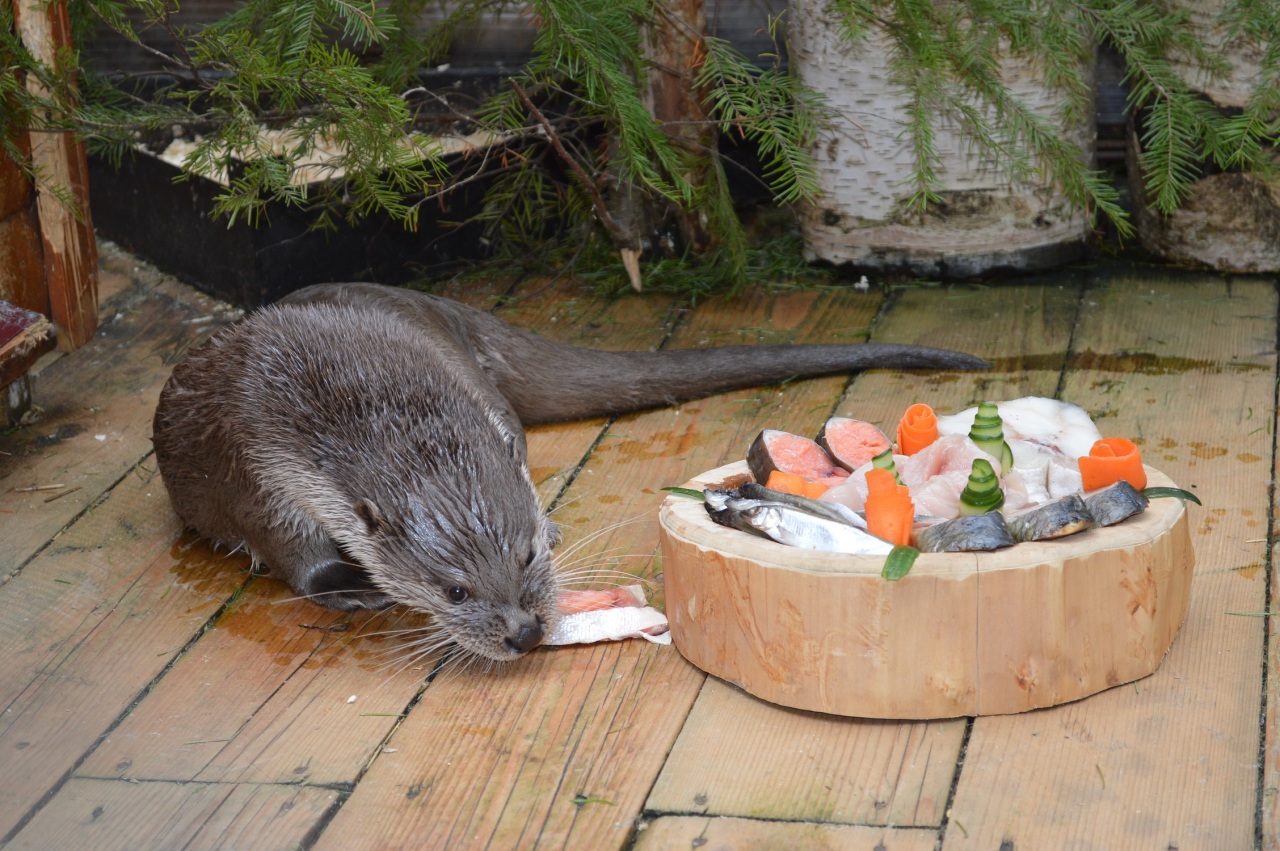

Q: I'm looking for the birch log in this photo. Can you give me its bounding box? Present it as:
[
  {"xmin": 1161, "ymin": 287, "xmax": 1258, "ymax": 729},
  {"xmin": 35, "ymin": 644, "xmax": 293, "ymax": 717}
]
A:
[
  {"xmin": 1130, "ymin": 0, "xmax": 1280, "ymax": 272},
  {"xmin": 788, "ymin": 2, "xmax": 1092, "ymax": 277}
]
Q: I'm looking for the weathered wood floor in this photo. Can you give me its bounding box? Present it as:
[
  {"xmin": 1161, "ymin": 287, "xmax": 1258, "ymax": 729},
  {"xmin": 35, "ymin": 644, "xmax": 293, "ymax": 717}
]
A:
[{"xmin": 1, "ymin": 240, "xmax": 1276, "ymax": 850}]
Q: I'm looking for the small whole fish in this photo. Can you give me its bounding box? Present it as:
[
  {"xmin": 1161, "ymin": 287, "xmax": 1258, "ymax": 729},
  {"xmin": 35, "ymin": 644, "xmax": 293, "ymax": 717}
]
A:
[{"xmin": 705, "ymin": 488, "xmax": 893, "ymax": 555}]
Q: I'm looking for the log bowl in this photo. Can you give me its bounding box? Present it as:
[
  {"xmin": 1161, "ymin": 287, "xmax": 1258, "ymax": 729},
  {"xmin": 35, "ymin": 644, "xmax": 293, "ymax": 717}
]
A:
[{"xmin": 658, "ymin": 461, "xmax": 1194, "ymax": 719}]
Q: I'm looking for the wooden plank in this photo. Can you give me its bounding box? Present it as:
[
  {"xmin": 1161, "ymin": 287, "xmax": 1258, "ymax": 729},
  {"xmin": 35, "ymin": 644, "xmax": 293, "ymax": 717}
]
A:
[
  {"xmin": 836, "ymin": 279, "xmax": 1083, "ymax": 426},
  {"xmin": 311, "ymin": 287, "xmax": 892, "ymax": 849},
  {"xmin": 6, "ymin": 777, "xmax": 337, "ymax": 851},
  {"xmin": 0, "ymin": 468, "xmax": 245, "ymax": 836},
  {"xmin": 944, "ymin": 275, "xmax": 1274, "ymax": 850},
  {"xmin": 12, "ymin": 0, "xmax": 98, "ymax": 350},
  {"xmin": 634, "ymin": 815, "xmax": 939, "ymax": 851},
  {"xmin": 0, "ymin": 257, "xmax": 233, "ymax": 573},
  {"xmin": 76, "ymin": 579, "xmax": 427, "ymax": 785},
  {"xmin": 647, "ymin": 677, "xmax": 959, "ymax": 825}
]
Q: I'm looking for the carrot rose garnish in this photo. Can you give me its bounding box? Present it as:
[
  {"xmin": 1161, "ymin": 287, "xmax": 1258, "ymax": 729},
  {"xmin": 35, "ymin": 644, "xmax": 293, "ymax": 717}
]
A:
[
  {"xmin": 896, "ymin": 403, "xmax": 939, "ymax": 456},
  {"xmin": 1078, "ymin": 437, "xmax": 1147, "ymax": 491}
]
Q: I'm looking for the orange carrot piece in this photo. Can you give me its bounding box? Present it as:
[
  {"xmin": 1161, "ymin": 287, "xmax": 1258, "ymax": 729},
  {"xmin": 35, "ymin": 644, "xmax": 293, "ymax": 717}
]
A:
[
  {"xmin": 864, "ymin": 467, "xmax": 915, "ymax": 546},
  {"xmin": 765, "ymin": 470, "xmax": 829, "ymax": 499},
  {"xmin": 1078, "ymin": 437, "xmax": 1147, "ymax": 491},
  {"xmin": 896, "ymin": 403, "xmax": 939, "ymax": 456}
]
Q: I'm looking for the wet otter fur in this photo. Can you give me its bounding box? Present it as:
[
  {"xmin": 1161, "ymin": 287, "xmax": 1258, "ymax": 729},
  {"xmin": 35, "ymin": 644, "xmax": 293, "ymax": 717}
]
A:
[{"xmin": 152, "ymin": 282, "xmax": 987, "ymax": 661}]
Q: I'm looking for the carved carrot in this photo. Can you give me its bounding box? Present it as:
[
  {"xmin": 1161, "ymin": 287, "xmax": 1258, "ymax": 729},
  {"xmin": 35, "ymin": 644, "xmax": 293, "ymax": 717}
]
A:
[
  {"xmin": 865, "ymin": 467, "xmax": 914, "ymax": 546},
  {"xmin": 765, "ymin": 470, "xmax": 829, "ymax": 499},
  {"xmin": 1078, "ymin": 437, "xmax": 1147, "ymax": 491},
  {"xmin": 896, "ymin": 403, "xmax": 939, "ymax": 456}
]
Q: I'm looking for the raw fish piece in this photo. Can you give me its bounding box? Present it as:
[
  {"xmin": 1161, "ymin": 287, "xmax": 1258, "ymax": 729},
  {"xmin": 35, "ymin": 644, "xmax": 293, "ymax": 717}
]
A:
[
  {"xmin": 747, "ymin": 429, "xmax": 850, "ymax": 488},
  {"xmin": 1047, "ymin": 456, "xmax": 1085, "ymax": 499},
  {"xmin": 937, "ymin": 397, "xmax": 1102, "ymax": 463},
  {"xmin": 546, "ymin": 585, "xmax": 671, "ymax": 646},
  {"xmin": 1006, "ymin": 494, "xmax": 1093, "ymax": 542},
  {"xmin": 897, "ymin": 434, "xmax": 1001, "ymax": 486},
  {"xmin": 914, "ymin": 512, "xmax": 1016, "ymax": 553},
  {"xmin": 817, "ymin": 417, "xmax": 892, "ymax": 472},
  {"xmin": 1084, "ymin": 481, "xmax": 1149, "ymax": 526}
]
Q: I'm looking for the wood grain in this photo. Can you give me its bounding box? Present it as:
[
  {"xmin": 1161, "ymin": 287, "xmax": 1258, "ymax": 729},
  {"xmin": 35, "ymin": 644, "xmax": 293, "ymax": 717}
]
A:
[
  {"xmin": 76, "ymin": 579, "xmax": 427, "ymax": 786},
  {"xmin": 944, "ymin": 274, "xmax": 1274, "ymax": 850},
  {"xmin": 6, "ymin": 777, "xmax": 337, "ymax": 850},
  {"xmin": 647, "ymin": 677, "xmax": 958, "ymax": 826},
  {"xmin": 634, "ymin": 815, "xmax": 939, "ymax": 851},
  {"xmin": 0, "ymin": 259, "xmax": 230, "ymax": 573},
  {"xmin": 12, "ymin": 0, "xmax": 98, "ymax": 350},
  {"xmin": 0, "ymin": 470, "xmax": 245, "ymax": 835},
  {"xmin": 647, "ymin": 281, "xmax": 1083, "ymax": 827}
]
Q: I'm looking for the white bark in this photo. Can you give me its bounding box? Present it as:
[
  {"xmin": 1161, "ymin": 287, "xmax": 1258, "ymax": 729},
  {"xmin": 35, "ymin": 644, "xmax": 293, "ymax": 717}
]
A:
[{"xmin": 789, "ymin": 1, "xmax": 1093, "ymax": 276}]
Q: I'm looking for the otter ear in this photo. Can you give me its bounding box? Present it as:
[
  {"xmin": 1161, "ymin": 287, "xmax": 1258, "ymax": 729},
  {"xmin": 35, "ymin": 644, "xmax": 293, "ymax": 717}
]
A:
[
  {"xmin": 353, "ymin": 499, "xmax": 389, "ymax": 535},
  {"xmin": 542, "ymin": 517, "xmax": 562, "ymax": 549}
]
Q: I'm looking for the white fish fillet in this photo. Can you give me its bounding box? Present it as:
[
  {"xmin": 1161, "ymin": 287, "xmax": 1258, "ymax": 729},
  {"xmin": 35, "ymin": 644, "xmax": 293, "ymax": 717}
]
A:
[
  {"xmin": 936, "ymin": 396, "xmax": 1102, "ymax": 462},
  {"xmin": 544, "ymin": 584, "xmax": 671, "ymax": 647},
  {"xmin": 545, "ymin": 607, "xmax": 671, "ymax": 646}
]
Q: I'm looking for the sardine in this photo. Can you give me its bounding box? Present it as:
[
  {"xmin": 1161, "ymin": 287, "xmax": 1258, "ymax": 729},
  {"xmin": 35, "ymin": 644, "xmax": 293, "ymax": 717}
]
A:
[
  {"xmin": 1084, "ymin": 480, "xmax": 1149, "ymax": 526},
  {"xmin": 1006, "ymin": 493, "xmax": 1094, "ymax": 542},
  {"xmin": 737, "ymin": 482, "xmax": 868, "ymax": 528},
  {"xmin": 914, "ymin": 511, "xmax": 1016, "ymax": 553},
  {"xmin": 704, "ymin": 488, "xmax": 892, "ymax": 555}
]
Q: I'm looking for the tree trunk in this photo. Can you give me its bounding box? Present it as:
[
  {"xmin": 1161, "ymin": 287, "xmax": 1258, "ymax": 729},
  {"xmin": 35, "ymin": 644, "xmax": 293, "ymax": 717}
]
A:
[
  {"xmin": 1130, "ymin": 0, "xmax": 1279, "ymax": 272},
  {"xmin": 605, "ymin": 0, "xmax": 717, "ymax": 288},
  {"xmin": 788, "ymin": 1, "xmax": 1092, "ymax": 278}
]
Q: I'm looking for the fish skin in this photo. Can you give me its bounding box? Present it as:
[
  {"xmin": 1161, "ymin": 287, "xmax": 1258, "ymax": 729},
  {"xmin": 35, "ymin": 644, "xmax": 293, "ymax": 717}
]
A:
[
  {"xmin": 1006, "ymin": 494, "xmax": 1094, "ymax": 542},
  {"xmin": 1084, "ymin": 481, "xmax": 1149, "ymax": 526},
  {"xmin": 745, "ymin": 505, "xmax": 894, "ymax": 554},
  {"xmin": 914, "ymin": 511, "xmax": 1016, "ymax": 553},
  {"xmin": 704, "ymin": 490, "xmax": 892, "ymax": 555},
  {"xmin": 737, "ymin": 482, "xmax": 867, "ymax": 528}
]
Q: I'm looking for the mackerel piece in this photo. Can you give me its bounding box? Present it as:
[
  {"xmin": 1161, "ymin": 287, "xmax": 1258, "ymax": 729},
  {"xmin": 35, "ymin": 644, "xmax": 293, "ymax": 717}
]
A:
[
  {"xmin": 914, "ymin": 511, "xmax": 1016, "ymax": 553},
  {"xmin": 1085, "ymin": 480, "xmax": 1149, "ymax": 526},
  {"xmin": 1006, "ymin": 493, "xmax": 1094, "ymax": 542}
]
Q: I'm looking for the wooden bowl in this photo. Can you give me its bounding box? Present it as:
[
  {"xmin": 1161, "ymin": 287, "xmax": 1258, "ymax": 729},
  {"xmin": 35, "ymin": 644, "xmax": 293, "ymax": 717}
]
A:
[{"xmin": 658, "ymin": 461, "xmax": 1194, "ymax": 719}]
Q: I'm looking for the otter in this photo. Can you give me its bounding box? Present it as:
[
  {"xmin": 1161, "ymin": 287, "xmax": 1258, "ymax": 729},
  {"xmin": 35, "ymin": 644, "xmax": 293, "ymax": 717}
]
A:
[{"xmin": 152, "ymin": 282, "xmax": 986, "ymax": 661}]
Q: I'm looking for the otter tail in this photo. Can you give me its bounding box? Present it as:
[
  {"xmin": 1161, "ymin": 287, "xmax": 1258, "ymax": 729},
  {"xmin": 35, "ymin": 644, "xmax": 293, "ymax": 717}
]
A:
[
  {"xmin": 278, "ymin": 283, "xmax": 988, "ymax": 426},
  {"xmin": 488, "ymin": 335, "xmax": 989, "ymax": 424}
]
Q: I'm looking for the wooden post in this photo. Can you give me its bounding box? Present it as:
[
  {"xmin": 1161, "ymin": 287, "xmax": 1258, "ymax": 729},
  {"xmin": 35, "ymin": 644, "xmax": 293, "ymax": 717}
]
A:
[
  {"xmin": 11, "ymin": 0, "xmax": 99, "ymax": 350},
  {"xmin": 643, "ymin": 0, "xmax": 715, "ymax": 255}
]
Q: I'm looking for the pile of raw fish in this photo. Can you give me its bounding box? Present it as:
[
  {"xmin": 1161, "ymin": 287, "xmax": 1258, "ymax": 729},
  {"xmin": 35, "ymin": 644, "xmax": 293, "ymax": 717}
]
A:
[{"xmin": 703, "ymin": 396, "xmax": 1188, "ymax": 556}]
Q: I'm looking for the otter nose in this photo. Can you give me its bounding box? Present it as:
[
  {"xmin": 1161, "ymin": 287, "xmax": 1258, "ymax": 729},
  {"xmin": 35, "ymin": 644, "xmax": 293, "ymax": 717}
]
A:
[{"xmin": 505, "ymin": 619, "xmax": 544, "ymax": 655}]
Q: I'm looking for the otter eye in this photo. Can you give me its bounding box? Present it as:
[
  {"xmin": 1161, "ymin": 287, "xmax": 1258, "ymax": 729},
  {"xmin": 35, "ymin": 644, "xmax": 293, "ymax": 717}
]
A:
[{"xmin": 445, "ymin": 585, "xmax": 469, "ymax": 604}]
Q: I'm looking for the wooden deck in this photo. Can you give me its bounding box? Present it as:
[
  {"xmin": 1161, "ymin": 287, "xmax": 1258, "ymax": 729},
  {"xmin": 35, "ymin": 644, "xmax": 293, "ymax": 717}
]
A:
[{"xmin": 0, "ymin": 240, "xmax": 1276, "ymax": 850}]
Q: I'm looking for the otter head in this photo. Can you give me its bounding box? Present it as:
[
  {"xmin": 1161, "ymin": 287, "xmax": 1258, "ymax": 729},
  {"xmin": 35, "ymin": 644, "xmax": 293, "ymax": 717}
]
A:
[
  {"xmin": 309, "ymin": 455, "xmax": 563, "ymax": 662},
  {"xmin": 358, "ymin": 488, "xmax": 560, "ymax": 661}
]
